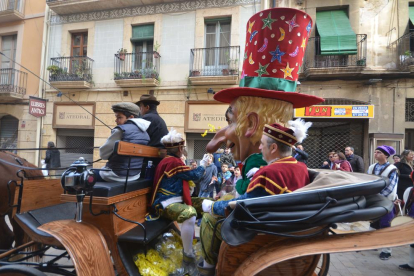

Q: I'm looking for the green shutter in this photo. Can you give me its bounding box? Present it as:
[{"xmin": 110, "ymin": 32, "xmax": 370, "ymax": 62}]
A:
[
  {"xmin": 204, "ymin": 17, "xmax": 231, "ymax": 24},
  {"xmin": 131, "ymin": 24, "xmax": 154, "ymax": 42},
  {"xmin": 316, "ymin": 10, "xmax": 357, "ymax": 55},
  {"xmin": 410, "ymin": 6, "xmax": 414, "ymax": 25}
]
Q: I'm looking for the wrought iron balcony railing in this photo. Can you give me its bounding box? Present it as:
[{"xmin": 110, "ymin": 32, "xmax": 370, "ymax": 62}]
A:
[
  {"xmin": 190, "ymin": 46, "xmax": 240, "ymax": 77},
  {"xmin": 302, "ymin": 34, "xmax": 367, "ymax": 71},
  {"xmin": 114, "ymin": 52, "xmax": 160, "ymax": 81},
  {"xmin": 390, "ymin": 32, "xmax": 414, "ymax": 70},
  {"xmin": 0, "ymin": 68, "xmax": 27, "ymax": 96},
  {"xmin": 48, "ymin": 56, "xmax": 94, "ymax": 83},
  {"xmin": 0, "ymin": 0, "xmax": 25, "ymax": 14}
]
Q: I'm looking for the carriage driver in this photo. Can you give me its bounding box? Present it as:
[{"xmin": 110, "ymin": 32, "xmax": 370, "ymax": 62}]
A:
[
  {"xmin": 145, "ymin": 128, "xmax": 210, "ymax": 275},
  {"xmin": 96, "ymin": 102, "xmax": 150, "ymax": 182}
]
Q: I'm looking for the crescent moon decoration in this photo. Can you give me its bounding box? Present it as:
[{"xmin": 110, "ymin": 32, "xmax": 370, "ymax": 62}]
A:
[
  {"xmin": 249, "ymin": 52, "xmax": 255, "ymax": 65},
  {"xmin": 249, "ymin": 30, "xmax": 258, "ymax": 43},
  {"xmin": 278, "ymin": 27, "xmax": 285, "ymax": 41},
  {"xmin": 257, "ymin": 38, "xmax": 268, "ymax": 52},
  {"xmin": 248, "ymin": 20, "xmax": 255, "ymax": 34},
  {"xmin": 289, "ymin": 46, "xmax": 299, "ymax": 57}
]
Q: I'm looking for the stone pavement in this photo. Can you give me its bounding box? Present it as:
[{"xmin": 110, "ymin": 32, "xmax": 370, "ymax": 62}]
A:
[{"xmin": 329, "ymin": 246, "xmax": 413, "ymax": 276}]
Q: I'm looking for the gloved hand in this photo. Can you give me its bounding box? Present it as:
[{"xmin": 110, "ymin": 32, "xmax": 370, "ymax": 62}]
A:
[
  {"xmin": 202, "ymin": 199, "xmax": 214, "ymax": 213},
  {"xmin": 246, "ymin": 167, "xmax": 260, "ymax": 179},
  {"xmin": 200, "ymin": 154, "xmax": 210, "ymax": 167}
]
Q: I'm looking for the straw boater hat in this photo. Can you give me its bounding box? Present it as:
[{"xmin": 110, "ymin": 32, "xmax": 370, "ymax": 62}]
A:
[{"xmin": 214, "ymin": 8, "xmax": 324, "ymax": 108}]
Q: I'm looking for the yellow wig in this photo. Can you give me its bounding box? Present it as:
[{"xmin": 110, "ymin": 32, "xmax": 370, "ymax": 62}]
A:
[{"xmin": 234, "ymin": 96, "xmax": 293, "ymax": 145}]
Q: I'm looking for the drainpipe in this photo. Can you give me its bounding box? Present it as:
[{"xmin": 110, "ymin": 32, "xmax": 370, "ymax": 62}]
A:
[{"xmin": 35, "ymin": 5, "xmax": 50, "ymax": 165}]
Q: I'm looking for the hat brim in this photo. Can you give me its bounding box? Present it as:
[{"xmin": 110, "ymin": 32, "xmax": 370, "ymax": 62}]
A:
[
  {"xmin": 213, "ymin": 87, "xmax": 324, "ymax": 108},
  {"xmin": 135, "ymin": 100, "xmax": 160, "ymax": 106}
]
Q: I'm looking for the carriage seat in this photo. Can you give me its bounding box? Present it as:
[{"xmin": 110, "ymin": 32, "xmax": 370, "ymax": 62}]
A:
[
  {"xmin": 91, "ymin": 179, "xmax": 152, "ymax": 197},
  {"xmin": 14, "ymin": 203, "xmax": 76, "ymax": 244},
  {"xmin": 118, "ymin": 217, "xmax": 173, "ymax": 244}
]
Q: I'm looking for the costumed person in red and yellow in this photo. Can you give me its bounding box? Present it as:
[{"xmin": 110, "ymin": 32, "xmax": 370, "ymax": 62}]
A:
[
  {"xmin": 197, "ymin": 7, "xmax": 324, "ymax": 275},
  {"xmin": 146, "ymin": 128, "xmax": 210, "ymax": 275}
]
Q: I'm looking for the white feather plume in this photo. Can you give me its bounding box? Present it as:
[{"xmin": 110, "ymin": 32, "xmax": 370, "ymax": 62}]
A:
[
  {"xmin": 160, "ymin": 127, "xmax": 183, "ymax": 145},
  {"xmin": 287, "ymin": 118, "xmax": 312, "ymax": 143}
]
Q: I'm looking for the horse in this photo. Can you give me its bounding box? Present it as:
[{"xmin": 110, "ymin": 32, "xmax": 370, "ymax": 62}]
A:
[{"xmin": 0, "ymin": 151, "xmax": 44, "ymax": 250}]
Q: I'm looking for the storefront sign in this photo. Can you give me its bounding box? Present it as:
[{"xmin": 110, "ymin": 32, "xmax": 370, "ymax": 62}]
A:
[
  {"xmin": 29, "ymin": 96, "xmax": 47, "ymax": 118},
  {"xmin": 53, "ymin": 102, "xmax": 95, "ymax": 129},
  {"xmin": 185, "ymin": 101, "xmax": 229, "ymax": 132},
  {"xmin": 294, "ymin": 105, "xmax": 374, "ymax": 119}
]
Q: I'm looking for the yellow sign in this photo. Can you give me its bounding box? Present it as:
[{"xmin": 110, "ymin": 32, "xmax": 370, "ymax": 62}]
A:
[
  {"xmin": 53, "ymin": 103, "xmax": 95, "ymax": 129},
  {"xmin": 185, "ymin": 102, "xmax": 229, "ymax": 132},
  {"xmin": 294, "ymin": 105, "xmax": 374, "ymax": 119}
]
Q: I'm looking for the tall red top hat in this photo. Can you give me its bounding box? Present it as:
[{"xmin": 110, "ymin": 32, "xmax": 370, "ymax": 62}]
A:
[{"xmin": 214, "ymin": 8, "xmax": 324, "ymax": 108}]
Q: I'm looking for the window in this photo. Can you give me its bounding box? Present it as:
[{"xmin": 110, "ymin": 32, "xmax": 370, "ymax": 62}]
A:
[
  {"xmin": 0, "ymin": 35, "xmax": 17, "ymax": 86},
  {"xmin": 316, "ymin": 10, "xmax": 357, "ymax": 55},
  {"xmin": 0, "ymin": 115, "xmax": 18, "ymax": 151},
  {"xmin": 71, "ymin": 33, "xmax": 88, "ymax": 57},
  {"xmin": 205, "ymin": 18, "xmax": 231, "ymax": 74},
  {"xmin": 131, "ymin": 24, "xmax": 154, "ymax": 70},
  {"xmin": 406, "ymin": 98, "xmax": 414, "ymax": 122},
  {"xmin": 406, "ymin": 129, "xmax": 414, "ymax": 150}
]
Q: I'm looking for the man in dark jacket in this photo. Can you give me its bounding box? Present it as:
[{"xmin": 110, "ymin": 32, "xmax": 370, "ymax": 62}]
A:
[
  {"xmin": 98, "ymin": 102, "xmax": 150, "ymax": 182},
  {"xmin": 45, "ymin": 141, "xmax": 60, "ymax": 177},
  {"xmin": 345, "ymin": 146, "xmax": 365, "ymax": 173},
  {"xmin": 136, "ymin": 94, "xmax": 168, "ymax": 148},
  {"xmin": 293, "ymin": 143, "xmax": 309, "ymax": 165}
]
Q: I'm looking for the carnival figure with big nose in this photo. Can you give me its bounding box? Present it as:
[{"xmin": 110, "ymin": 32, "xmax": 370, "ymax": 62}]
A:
[{"xmin": 198, "ymin": 7, "xmax": 324, "ymax": 275}]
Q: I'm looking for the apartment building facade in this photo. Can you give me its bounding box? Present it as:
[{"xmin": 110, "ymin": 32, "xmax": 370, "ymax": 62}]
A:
[
  {"xmin": 0, "ymin": 0, "xmax": 46, "ymax": 163},
  {"xmin": 42, "ymin": 0, "xmax": 414, "ymax": 168}
]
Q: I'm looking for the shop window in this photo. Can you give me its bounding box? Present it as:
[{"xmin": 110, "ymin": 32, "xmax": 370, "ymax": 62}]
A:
[
  {"xmin": 406, "ymin": 98, "xmax": 414, "ymax": 122},
  {"xmin": 0, "ymin": 115, "xmax": 18, "ymax": 151},
  {"xmin": 57, "ymin": 129, "xmax": 94, "ymax": 167}
]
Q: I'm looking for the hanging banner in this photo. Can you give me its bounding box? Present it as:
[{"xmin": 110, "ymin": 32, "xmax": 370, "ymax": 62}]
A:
[
  {"xmin": 294, "ymin": 105, "xmax": 374, "ymax": 119},
  {"xmin": 29, "ymin": 96, "xmax": 47, "ymax": 118}
]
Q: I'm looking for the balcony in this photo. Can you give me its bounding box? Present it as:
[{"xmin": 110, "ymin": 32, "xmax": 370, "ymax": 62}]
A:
[
  {"xmin": 0, "ymin": 68, "xmax": 27, "ymax": 101},
  {"xmin": 46, "ymin": 0, "xmax": 170, "ymax": 15},
  {"xmin": 390, "ymin": 33, "xmax": 414, "ymax": 72},
  {"xmin": 114, "ymin": 52, "xmax": 160, "ymax": 87},
  {"xmin": 48, "ymin": 57, "xmax": 94, "ymax": 89},
  {"xmin": 302, "ymin": 34, "xmax": 367, "ymax": 80},
  {"xmin": 0, "ymin": 0, "xmax": 25, "ymax": 23},
  {"xmin": 189, "ymin": 46, "xmax": 240, "ymax": 85}
]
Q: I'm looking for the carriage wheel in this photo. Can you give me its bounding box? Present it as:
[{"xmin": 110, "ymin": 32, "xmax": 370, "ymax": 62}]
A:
[{"xmin": 313, "ymin": 254, "xmax": 330, "ymax": 276}]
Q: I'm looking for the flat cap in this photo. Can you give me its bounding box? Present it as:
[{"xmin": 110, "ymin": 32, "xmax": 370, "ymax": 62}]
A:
[
  {"xmin": 135, "ymin": 94, "xmax": 160, "ymax": 106},
  {"xmin": 112, "ymin": 102, "xmax": 140, "ymax": 117}
]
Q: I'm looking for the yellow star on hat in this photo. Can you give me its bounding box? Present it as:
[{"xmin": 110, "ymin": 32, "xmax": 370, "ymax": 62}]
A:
[{"xmin": 280, "ymin": 62, "xmax": 295, "ymax": 79}]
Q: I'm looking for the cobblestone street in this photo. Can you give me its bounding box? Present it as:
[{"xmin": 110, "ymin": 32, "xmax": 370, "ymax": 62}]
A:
[{"xmin": 329, "ymin": 246, "xmax": 413, "ymax": 276}]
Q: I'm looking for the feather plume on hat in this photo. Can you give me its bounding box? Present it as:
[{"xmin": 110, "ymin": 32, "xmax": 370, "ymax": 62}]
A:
[
  {"xmin": 287, "ymin": 118, "xmax": 312, "ymax": 143},
  {"xmin": 161, "ymin": 127, "xmax": 185, "ymax": 148}
]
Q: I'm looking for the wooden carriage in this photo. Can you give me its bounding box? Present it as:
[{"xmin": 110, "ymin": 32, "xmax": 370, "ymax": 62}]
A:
[{"xmin": 2, "ymin": 142, "xmax": 414, "ymax": 276}]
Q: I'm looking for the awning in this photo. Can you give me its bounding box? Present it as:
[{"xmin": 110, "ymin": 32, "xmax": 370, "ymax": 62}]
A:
[
  {"xmin": 131, "ymin": 24, "xmax": 154, "ymax": 43},
  {"xmin": 410, "ymin": 6, "xmax": 414, "ymax": 25},
  {"xmin": 316, "ymin": 10, "xmax": 357, "ymax": 55}
]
